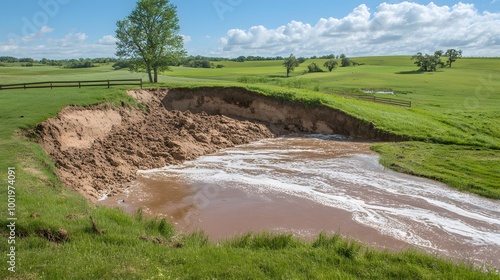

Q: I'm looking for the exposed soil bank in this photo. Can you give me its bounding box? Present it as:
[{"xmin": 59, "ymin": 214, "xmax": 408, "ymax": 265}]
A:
[
  {"xmin": 37, "ymin": 89, "xmax": 272, "ymax": 201},
  {"xmin": 37, "ymin": 87, "xmax": 401, "ymax": 201},
  {"xmin": 163, "ymin": 87, "xmax": 401, "ymax": 141}
]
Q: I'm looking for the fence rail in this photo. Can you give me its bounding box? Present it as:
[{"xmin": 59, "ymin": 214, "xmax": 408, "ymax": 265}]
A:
[
  {"xmin": 0, "ymin": 79, "xmax": 143, "ymax": 90},
  {"xmin": 329, "ymin": 92, "xmax": 412, "ymax": 108}
]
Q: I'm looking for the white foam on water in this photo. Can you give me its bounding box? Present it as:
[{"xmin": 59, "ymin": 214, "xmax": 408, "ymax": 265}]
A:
[{"xmin": 142, "ymin": 136, "xmax": 500, "ymax": 257}]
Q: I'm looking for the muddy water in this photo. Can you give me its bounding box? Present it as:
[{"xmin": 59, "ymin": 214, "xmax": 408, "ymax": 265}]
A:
[{"xmin": 101, "ymin": 136, "xmax": 500, "ymax": 268}]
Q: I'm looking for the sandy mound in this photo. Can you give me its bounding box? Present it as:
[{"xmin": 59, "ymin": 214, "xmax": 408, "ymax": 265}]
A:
[
  {"xmin": 37, "ymin": 89, "xmax": 273, "ymax": 201},
  {"xmin": 42, "ymin": 109, "xmax": 122, "ymax": 152}
]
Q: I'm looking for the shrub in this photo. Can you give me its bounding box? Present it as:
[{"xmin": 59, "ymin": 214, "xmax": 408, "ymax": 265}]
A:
[
  {"xmin": 307, "ymin": 62, "xmax": 324, "ymax": 73},
  {"xmin": 63, "ymin": 59, "xmax": 95, "ymax": 68},
  {"xmin": 341, "ymin": 57, "xmax": 352, "ymax": 67},
  {"xmin": 112, "ymin": 60, "xmax": 131, "ymax": 70},
  {"xmin": 184, "ymin": 58, "xmax": 213, "ymax": 68}
]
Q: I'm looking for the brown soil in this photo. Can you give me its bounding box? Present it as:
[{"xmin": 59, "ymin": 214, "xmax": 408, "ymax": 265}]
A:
[
  {"xmin": 163, "ymin": 87, "xmax": 402, "ymax": 141},
  {"xmin": 37, "ymin": 89, "xmax": 273, "ymax": 201},
  {"xmin": 37, "ymin": 87, "xmax": 401, "ymax": 202}
]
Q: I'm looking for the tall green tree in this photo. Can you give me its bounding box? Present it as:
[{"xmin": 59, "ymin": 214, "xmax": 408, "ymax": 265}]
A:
[
  {"xmin": 444, "ymin": 49, "xmax": 462, "ymax": 68},
  {"xmin": 323, "ymin": 59, "xmax": 338, "ymax": 72},
  {"xmin": 283, "ymin": 54, "xmax": 300, "ymax": 77},
  {"xmin": 115, "ymin": 0, "xmax": 185, "ymax": 83}
]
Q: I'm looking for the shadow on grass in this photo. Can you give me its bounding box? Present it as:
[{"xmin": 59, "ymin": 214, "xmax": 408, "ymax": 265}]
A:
[
  {"xmin": 395, "ymin": 70, "xmax": 425, "ymax": 75},
  {"xmin": 267, "ymin": 75, "xmax": 288, "ymax": 79}
]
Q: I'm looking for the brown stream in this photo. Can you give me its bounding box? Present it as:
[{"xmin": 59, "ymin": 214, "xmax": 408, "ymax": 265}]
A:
[{"xmin": 101, "ymin": 136, "xmax": 500, "ymax": 269}]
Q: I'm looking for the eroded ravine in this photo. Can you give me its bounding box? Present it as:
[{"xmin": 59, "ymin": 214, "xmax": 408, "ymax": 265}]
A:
[
  {"xmin": 38, "ymin": 87, "xmax": 397, "ymax": 200},
  {"xmin": 38, "ymin": 87, "xmax": 500, "ymax": 268},
  {"xmin": 101, "ymin": 136, "xmax": 500, "ymax": 269}
]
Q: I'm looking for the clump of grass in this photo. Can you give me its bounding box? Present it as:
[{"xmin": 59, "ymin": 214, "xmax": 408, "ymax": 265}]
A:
[
  {"xmin": 135, "ymin": 207, "xmax": 144, "ymax": 222},
  {"xmin": 182, "ymin": 230, "xmax": 210, "ymax": 247},
  {"xmin": 146, "ymin": 216, "xmax": 175, "ymax": 238},
  {"xmin": 226, "ymin": 232, "xmax": 301, "ymax": 250},
  {"xmin": 312, "ymin": 232, "xmax": 363, "ymax": 259},
  {"xmin": 237, "ymin": 75, "xmax": 272, "ymax": 84}
]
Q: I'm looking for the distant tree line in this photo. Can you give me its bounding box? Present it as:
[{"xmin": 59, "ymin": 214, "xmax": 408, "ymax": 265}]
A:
[
  {"xmin": 0, "ymin": 56, "xmax": 124, "ymax": 69},
  {"xmin": 181, "ymin": 56, "xmax": 223, "ymax": 69},
  {"xmin": 0, "ymin": 57, "xmax": 36, "ymax": 67},
  {"xmin": 178, "ymin": 54, "xmax": 357, "ymax": 66},
  {"xmin": 0, "ymin": 56, "xmax": 35, "ymax": 63},
  {"xmin": 3, "ymin": 50, "xmax": 462, "ymax": 74},
  {"xmin": 1, "ymin": 53, "xmax": 362, "ymax": 73},
  {"xmin": 62, "ymin": 59, "xmax": 96, "ymax": 69},
  {"xmin": 283, "ymin": 53, "xmax": 362, "ymax": 76},
  {"xmin": 232, "ymin": 55, "xmax": 286, "ymax": 62}
]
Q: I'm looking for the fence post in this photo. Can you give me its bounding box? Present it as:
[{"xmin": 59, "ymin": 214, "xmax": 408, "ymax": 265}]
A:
[
  {"xmin": 107, "ymin": 80, "xmax": 110, "ymax": 88},
  {"xmin": 50, "ymin": 82, "xmax": 53, "ymax": 89},
  {"xmin": 140, "ymin": 79, "xmax": 143, "ymax": 89},
  {"xmin": 79, "ymin": 81, "xmax": 81, "ymax": 88}
]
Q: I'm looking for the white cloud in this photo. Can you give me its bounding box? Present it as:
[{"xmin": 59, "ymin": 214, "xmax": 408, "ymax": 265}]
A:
[
  {"xmin": 181, "ymin": 34, "xmax": 192, "ymax": 44},
  {"xmin": 22, "ymin": 25, "xmax": 54, "ymax": 42},
  {"xmin": 0, "ymin": 44, "xmax": 18, "ymax": 52},
  {"xmin": 0, "ymin": 31, "xmax": 118, "ymax": 59},
  {"xmin": 218, "ymin": 2, "xmax": 500, "ymax": 57},
  {"xmin": 45, "ymin": 32, "xmax": 88, "ymax": 48},
  {"xmin": 72, "ymin": 32, "xmax": 88, "ymax": 42},
  {"xmin": 98, "ymin": 35, "xmax": 117, "ymax": 45}
]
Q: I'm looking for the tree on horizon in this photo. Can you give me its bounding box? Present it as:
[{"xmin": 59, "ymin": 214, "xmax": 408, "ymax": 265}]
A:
[
  {"xmin": 445, "ymin": 49, "xmax": 463, "ymax": 68},
  {"xmin": 324, "ymin": 59, "xmax": 338, "ymax": 72},
  {"xmin": 283, "ymin": 54, "xmax": 300, "ymax": 77}
]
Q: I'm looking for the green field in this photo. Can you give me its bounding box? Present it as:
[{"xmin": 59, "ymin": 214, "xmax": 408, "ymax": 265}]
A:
[{"xmin": 1, "ymin": 57, "xmax": 499, "ymax": 278}]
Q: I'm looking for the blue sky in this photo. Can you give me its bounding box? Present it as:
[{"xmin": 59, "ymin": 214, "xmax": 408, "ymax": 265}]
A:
[{"xmin": 1, "ymin": 0, "xmax": 499, "ymax": 59}]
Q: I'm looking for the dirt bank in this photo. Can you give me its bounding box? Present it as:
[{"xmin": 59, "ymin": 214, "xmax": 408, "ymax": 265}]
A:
[
  {"xmin": 37, "ymin": 87, "xmax": 401, "ymax": 202},
  {"xmin": 163, "ymin": 87, "xmax": 401, "ymax": 141},
  {"xmin": 37, "ymin": 89, "xmax": 273, "ymax": 201}
]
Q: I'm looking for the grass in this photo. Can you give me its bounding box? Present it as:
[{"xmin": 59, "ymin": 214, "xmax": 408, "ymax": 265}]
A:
[
  {"xmin": 372, "ymin": 142, "xmax": 500, "ymax": 199},
  {"xmin": 0, "ymin": 59, "xmax": 499, "ymax": 278}
]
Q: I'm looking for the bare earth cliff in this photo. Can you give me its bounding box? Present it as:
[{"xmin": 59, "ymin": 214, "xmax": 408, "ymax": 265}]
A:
[
  {"xmin": 37, "ymin": 89, "xmax": 273, "ymax": 201},
  {"xmin": 37, "ymin": 87, "xmax": 399, "ymax": 201}
]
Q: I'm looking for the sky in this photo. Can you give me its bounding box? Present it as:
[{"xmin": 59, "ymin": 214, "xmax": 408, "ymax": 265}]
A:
[{"xmin": 0, "ymin": 0, "xmax": 499, "ymax": 59}]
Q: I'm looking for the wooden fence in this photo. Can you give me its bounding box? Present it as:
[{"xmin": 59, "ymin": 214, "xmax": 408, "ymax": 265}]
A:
[
  {"xmin": 330, "ymin": 92, "xmax": 412, "ymax": 108},
  {"xmin": 0, "ymin": 79, "xmax": 143, "ymax": 90}
]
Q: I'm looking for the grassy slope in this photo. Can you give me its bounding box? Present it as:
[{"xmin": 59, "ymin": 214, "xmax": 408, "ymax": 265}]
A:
[{"xmin": 0, "ymin": 62, "xmax": 499, "ymax": 278}]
